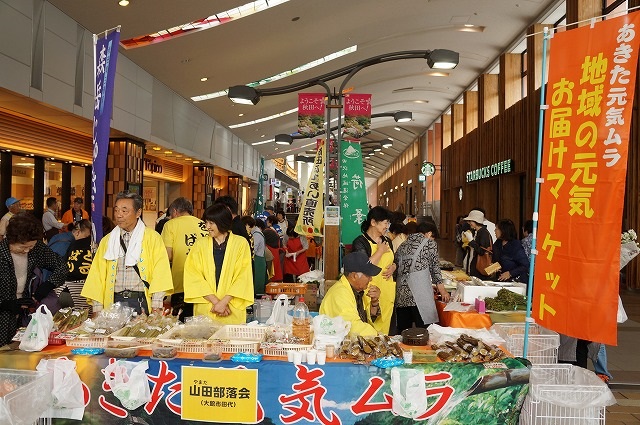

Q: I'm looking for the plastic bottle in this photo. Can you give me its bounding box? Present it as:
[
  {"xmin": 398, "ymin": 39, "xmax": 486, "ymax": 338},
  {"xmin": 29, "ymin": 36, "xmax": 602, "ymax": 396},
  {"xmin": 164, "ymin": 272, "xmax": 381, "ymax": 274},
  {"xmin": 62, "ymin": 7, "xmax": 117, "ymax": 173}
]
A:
[{"xmin": 292, "ymin": 297, "xmax": 311, "ymax": 344}]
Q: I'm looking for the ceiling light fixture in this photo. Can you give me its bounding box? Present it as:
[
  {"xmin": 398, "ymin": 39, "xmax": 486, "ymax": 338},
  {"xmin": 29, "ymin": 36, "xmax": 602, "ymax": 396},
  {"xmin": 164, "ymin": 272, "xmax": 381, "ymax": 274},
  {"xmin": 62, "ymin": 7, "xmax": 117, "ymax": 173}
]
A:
[
  {"xmin": 152, "ymin": 146, "xmax": 161, "ymax": 151},
  {"xmin": 228, "ymin": 50, "xmax": 458, "ymax": 104},
  {"xmin": 382, "ymin": 141, "xmax": 393, "ymax": 148},
  {"xmin": 274, "ymin": 134, "xmax": 294, "ymax": 145},
  {"xmin": 118, "ymin": 0, "xmax": 129, "ymax": 6},
  {"xmin": 393, "ymin": 111, "xmax": 412, "ymax": 123},
  {"xmin": 394, "ymin": 127, "xmax": 401, "ymax": 131},
  {"xmin": 200, "ymin": 77, "xmax": 208, "ymax": 82}
]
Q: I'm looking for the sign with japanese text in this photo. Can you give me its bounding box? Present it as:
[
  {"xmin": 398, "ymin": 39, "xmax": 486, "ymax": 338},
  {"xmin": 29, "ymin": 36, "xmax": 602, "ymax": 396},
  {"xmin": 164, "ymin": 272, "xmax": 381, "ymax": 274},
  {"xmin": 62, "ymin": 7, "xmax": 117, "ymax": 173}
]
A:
[
  {"xmin": 92, "ymin": 29, "xmax": 120, "ymax": 242},
  {"xmin": 325, "ymin": 205, "xmax": 340, "ymax": 226},
  {"xmin": 340, "ymin": 141, "xmax": 369, "ymax": 245},
  {"xmin": 181, "ymin": 366, "xmax": 257, "ymax": 423},
  {"xmin": 298, "ymin": 93, "xmax": 326, "ymax": 137},
  {"xmin": 295, "ymin": 141, "xmax": 325, "ymax": 237},
  {"xmin": 0, "ymin": 351, "xmax": 529, "ymax": 425},
  {"xmin": 533, "ymin": 12, "xmax": 640, "ymax": 345},
  {"xmin": 343, "ymin": 94, "xmax": 372, "ymax": 140}
]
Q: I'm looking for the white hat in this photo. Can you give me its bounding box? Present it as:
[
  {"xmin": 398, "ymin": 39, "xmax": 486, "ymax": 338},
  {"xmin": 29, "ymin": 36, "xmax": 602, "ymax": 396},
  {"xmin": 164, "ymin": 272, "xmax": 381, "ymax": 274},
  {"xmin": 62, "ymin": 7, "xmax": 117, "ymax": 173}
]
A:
[{"xmin": 464, "ymin": 209, "xmax": 485, "ymax": 225}]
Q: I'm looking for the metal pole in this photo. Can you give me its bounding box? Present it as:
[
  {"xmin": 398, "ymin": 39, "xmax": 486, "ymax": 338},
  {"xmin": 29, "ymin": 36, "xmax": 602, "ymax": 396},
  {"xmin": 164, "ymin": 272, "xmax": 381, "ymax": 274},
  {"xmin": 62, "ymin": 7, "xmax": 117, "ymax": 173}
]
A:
[{"xmin": 524, "ymin": 26, "xmax": 551, "ymax": 358}]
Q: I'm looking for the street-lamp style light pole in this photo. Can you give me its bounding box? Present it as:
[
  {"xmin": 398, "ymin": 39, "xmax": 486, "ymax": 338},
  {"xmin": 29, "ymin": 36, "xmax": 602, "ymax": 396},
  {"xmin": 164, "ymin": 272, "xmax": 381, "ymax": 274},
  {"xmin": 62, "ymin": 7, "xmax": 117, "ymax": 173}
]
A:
[{"xmin": 228, "ymin": 49, "xmax": 458, "ymax": 278}]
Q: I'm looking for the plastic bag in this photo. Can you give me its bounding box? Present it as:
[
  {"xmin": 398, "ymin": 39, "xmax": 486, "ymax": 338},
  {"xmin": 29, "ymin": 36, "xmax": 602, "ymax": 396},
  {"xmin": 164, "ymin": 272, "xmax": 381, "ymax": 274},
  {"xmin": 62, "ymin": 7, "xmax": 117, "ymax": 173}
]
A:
[
  {"xmin": 266, "ymin": 294, "xmax": 292, "ymax": 325},
  {"xmin": 103, "ymin": 360, "xmax": 151, "ymax": 410},
  {"xmin": 312, "ymin": 314, "xmax": 351, "ymax": 350},
  {"xmin": 36, "ymin": 358, "xmax": 85, "ymax": 420},
  {"xmin": 618, "ymin": 295, "xmax": 628, "ymax": 323},
  {"xmin": 391, "ymin": 368, "xmax": 427, "ymax": 418},
  {"xmin": 19, "ymin": 304, "xmax": 54, "ymax": 352}
]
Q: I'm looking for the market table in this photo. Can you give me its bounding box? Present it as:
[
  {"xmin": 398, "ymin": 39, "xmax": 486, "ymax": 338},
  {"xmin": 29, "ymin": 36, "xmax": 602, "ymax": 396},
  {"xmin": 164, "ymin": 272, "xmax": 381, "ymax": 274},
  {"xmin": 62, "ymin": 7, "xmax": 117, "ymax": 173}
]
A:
[
  {"xmin": 435, "ymin": 301, "xmax": 493, "ymax": 329},
  {"xmin": 0, "ymin": 344, "xmax": 530, "ymax": 425}
]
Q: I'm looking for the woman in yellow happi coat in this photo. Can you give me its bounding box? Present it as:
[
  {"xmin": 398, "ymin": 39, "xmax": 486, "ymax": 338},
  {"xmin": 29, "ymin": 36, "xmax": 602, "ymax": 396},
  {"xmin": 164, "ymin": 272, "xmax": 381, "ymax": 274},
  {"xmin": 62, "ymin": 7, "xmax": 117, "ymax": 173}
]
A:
[
  {"xmin": 351, "ymin": 206, "xmax": 397, "ymax": 334},
  {"xmin": 184, "ymin": 204, "xmax": 253, "ymax": 324}
]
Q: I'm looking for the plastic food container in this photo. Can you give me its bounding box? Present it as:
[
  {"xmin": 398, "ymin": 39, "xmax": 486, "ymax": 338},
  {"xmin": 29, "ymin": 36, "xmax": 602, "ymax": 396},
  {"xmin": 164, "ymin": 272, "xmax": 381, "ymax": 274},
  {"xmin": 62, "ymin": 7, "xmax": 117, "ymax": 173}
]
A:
[
  {"xmin": 151, "ymin": 343, "xmax": 178, "ymax": 360},
  {"xmin": 104, "ymin": 341, "xmax": 145, "ymax": 358},
  {"xmin": 401, "ymin": 327, "xmax": 429, "ymax": 345}
]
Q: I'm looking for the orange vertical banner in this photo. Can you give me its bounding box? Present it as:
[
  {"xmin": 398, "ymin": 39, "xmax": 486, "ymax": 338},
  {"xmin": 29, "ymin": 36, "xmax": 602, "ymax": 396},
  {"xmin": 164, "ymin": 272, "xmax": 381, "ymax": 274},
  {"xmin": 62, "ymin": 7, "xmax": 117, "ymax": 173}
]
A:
[{"xmin": 533, "ymin": 13, "xmax": 640, "ymax": 345}]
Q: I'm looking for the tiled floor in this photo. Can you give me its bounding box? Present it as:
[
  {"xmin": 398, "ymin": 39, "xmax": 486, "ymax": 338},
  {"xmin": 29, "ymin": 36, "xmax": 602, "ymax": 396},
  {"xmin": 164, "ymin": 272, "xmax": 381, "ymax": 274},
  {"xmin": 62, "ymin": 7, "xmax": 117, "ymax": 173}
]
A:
[{"xmin": 436, "ymin": 239, "xmax": 640, "ymax": 424}]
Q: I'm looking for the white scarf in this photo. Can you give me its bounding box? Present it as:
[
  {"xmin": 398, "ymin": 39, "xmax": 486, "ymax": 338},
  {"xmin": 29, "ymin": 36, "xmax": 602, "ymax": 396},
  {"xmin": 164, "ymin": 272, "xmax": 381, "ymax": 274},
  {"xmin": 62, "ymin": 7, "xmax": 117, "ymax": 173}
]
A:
[{"xmin": 104, "ymin": 219, "xmax": 146, "ymax": 266}]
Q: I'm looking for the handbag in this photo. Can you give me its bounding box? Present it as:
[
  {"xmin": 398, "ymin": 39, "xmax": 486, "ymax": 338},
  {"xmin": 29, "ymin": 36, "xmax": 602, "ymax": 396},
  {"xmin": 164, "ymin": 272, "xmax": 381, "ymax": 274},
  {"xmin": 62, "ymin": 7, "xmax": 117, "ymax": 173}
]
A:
[
  {"xmin": 405, "ymin": 238, "xmax": 438, "ymax": 324},
  {"xmin": 475, "ymin": 246, "xmax": 493, "ymax": 276}
]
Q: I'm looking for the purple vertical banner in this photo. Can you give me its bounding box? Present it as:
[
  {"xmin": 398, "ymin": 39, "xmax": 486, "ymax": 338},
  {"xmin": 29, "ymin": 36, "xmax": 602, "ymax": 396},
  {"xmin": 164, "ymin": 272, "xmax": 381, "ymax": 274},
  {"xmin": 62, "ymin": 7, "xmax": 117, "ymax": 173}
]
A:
[{"xmin": 92, "ymin": 29, "xmax": 120, "ymax": 242}]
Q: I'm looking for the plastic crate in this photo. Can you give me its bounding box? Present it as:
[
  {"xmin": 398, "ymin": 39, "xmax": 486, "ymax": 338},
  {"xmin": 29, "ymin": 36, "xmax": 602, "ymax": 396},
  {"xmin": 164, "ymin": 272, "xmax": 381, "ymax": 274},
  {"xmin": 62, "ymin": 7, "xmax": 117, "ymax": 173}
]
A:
[
  {"xmin": 208, "ymin": 325, "xmax": 266, "ymax": 354},
  {"xmin": 65, "ymin": 335, "xmax": 108, "ymax": 348},
  {"xmin": 0, "ymin": 369, "xmax": 53, "ymax": 425},
  {"xmin": 491, "ymin": 322, "xmax": 559, "ymax": 364},
  {"xmin": 261, "ymin": 344, "xmax": 312, "ymax": 357},
  {"xmin": 157, "ymin": 324, "xmax": 220, "ymax": 354},
  {"xmin": 519, "ymin": 364, "xmax": 612, "ymax": 425},
  {"xmin": 266, "ymin": 283, "xmax": 306, "ymax": 296}
]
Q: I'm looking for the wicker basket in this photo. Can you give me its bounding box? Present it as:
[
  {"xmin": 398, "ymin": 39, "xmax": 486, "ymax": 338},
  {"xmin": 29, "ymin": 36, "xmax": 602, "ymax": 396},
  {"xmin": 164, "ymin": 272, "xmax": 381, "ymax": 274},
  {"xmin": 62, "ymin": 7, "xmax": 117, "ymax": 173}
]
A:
[
  {"xmin": 208, "ymin": 325, "xmax": 266, "ymax": 354},
  {"xmin": 266, "ymin": 282, "xmax": 306, "ymax": 296},
  {"xmin": 157, "ymin": 324, "xmax": 220, "ymax": 353},
  {"xmin": 65, "ymin": 335, "xmax": 109, "ymax": 348}
]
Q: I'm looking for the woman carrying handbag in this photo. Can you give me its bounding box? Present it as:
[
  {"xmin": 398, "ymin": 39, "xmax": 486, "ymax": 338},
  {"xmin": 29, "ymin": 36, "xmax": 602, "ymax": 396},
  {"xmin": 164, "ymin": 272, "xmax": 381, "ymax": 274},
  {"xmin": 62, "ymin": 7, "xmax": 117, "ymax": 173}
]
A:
[{"xmin": 463, "ymin": 210, "xmax": 493, "ymax": 279}]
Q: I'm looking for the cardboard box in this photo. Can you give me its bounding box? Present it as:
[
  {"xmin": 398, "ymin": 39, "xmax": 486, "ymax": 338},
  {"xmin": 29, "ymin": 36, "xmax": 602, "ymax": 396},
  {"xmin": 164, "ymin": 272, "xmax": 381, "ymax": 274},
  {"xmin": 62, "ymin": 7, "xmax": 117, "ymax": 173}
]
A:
[
  {"xmin": 457, "ymin": 281, "xmax": 526, "ymax": 304},
  {"xmin": 323, "ymin": 280, "xmax": 338, "ymax": 297},
  {"xmin": 304, "ymin": 283, "xmax": 319, "ymax": 311}
]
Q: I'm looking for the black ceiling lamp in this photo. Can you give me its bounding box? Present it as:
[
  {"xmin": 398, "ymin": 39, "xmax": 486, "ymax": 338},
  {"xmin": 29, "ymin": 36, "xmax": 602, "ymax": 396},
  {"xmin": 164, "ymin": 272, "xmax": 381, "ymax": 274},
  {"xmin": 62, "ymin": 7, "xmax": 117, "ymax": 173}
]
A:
[
  {"xmin": 274, "ymin": 134, "xmax": 293, "ymax": 145},
  {"xmin": 228, "ymin": 50, "xmax": 458, "ymax": 104}
]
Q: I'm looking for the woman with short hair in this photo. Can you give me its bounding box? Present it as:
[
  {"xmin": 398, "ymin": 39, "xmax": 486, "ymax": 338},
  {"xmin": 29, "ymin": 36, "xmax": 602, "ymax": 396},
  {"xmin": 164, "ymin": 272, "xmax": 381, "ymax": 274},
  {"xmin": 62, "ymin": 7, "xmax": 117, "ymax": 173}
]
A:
[
  {"xmin": 184, "ymin": 204, "xmax": 253, "ymax": 324},
  {"xmin": 492, "ymin": 219, "xmax": 530, "ymax": 282}
]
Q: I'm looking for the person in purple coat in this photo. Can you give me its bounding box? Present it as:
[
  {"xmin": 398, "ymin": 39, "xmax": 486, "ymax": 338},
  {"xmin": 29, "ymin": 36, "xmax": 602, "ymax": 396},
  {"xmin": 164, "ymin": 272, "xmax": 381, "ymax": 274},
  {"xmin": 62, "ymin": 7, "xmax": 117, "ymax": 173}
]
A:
[{"xmin": 492, "ymin": 219, "xmax": 530, "ymax": 283}]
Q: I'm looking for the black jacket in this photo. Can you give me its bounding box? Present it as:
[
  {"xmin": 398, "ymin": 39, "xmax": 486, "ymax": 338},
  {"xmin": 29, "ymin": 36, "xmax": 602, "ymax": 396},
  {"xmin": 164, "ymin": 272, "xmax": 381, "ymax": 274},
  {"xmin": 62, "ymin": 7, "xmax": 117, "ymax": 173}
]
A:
[{"xmin": 0, "ymin": 240, "xmax": 66, "ymax": 346}]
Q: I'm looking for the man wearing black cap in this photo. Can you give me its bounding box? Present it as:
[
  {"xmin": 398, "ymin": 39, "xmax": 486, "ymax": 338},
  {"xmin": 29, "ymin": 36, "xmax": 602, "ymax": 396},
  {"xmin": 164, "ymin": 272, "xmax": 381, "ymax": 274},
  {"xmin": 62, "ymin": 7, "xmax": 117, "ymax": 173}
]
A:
[
  {"xmin": 319, "ymin": 251, "xmax": 382, "ymax": 336},
  {"xmin": 61, "ymin": 197, "xmax": 90, "ymax": 227}
]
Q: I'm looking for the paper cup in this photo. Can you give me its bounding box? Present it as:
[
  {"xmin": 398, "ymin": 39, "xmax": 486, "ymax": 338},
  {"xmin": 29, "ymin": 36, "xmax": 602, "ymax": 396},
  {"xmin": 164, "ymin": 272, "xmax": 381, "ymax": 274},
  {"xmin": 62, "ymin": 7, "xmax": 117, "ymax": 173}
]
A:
[
  {"xmin": 287, "ymin": 350, "xmax": 295, "ymax": 362},
  {"xmin": 293, "ymin": 351, "xmax": 303, "ymax": 365},
  {"xmin": 403, "ymin": 350, "xmax": 413, "ymax": 364},
  {"xmin": 301, "ymin": 350, "xmax": 307, "ymax": 362},
  {"xmin": 317, "ymin": 350, "xmax": 326, "ymax": 365},
  {"xmin": 307, "ymin": 349, "xmax": 317, "ymax": 365}
]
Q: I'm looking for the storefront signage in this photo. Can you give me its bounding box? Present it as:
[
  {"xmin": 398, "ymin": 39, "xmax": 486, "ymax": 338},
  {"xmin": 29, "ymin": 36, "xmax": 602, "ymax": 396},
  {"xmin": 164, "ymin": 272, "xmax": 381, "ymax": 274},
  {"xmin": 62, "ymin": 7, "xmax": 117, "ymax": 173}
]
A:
[
  {"xmin": 181, "ymin": 366, "xmax": 257, "ymax": 423},
  {"xmin": 465, "ymin": 159, "xmax": 514, "ymax": 182},
  {"xmin": 144, "ymin": 157, "xmax": 163, "ymax": 174},
  {"xmin": 421, "ymin": 162, "xmax": 436, "ymax": 176},
  {"xmin": 270, "ymin": 178, "xmax": 281, "ymax": 188},
  {"xmin": 285, "ymin": 163, "xmax": 298, "ymax": 180},
  {"xmin": 272, "ymin": 158, "xmax": 286, "ymax": 173}
]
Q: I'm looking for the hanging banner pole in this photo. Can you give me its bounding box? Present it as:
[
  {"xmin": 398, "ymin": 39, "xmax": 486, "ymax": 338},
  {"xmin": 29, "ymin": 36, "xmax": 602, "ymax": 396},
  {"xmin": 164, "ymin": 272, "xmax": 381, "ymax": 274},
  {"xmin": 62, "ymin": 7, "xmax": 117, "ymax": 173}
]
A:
[
  {"xmin": 524, "ymin": 26, "xmax": 550, "ymax": 358},
  {"xmin": 91, "ymin": 26, "xmax": 120, "ymax": 243}
]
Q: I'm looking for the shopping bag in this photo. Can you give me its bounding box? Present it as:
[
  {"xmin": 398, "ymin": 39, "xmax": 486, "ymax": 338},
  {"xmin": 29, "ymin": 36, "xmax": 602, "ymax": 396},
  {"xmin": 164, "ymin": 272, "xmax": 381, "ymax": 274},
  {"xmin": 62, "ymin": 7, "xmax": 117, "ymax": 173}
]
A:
[
  {"xmin": 390, "ymin": 368, "xmax": 427, "ymax": 418},
  {"xmin": 617, "ymin": 295, "xmax": 628, "ymax": 323},
  {"xmin": 36, "ymin": 358, "xmax": 85, "ymax": 420},
  {"xmin": 19, "ymin": 304, "xmax": 54, "ymax": 352},
  {"xmin": 266, "ymin": 294, "xmax": 292, "ymax": 325},
  {"xmin": 103, "ymin": 360, "xmax": 151, "ymax": 410}
]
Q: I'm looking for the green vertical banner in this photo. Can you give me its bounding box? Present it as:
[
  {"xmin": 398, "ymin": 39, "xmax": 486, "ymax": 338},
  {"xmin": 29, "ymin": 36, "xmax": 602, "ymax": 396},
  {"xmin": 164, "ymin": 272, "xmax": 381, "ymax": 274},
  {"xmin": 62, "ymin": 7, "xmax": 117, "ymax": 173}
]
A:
[{"xmin": 340, "ymin": 140, "xmax": 369, "ymax": 245}]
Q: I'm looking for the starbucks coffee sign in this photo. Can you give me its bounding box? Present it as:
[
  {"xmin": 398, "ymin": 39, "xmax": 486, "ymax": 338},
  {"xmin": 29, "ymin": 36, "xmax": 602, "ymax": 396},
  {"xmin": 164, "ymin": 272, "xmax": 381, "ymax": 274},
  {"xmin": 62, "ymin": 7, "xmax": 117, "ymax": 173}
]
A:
[{"xmin": 466, "ymin": 159, "xmax": 514, "ymax": 183}]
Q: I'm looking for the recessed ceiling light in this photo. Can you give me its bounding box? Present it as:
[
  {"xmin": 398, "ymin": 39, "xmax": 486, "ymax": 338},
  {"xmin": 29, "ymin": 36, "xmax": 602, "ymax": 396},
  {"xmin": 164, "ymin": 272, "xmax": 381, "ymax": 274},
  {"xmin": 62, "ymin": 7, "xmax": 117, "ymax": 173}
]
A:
[
  {"xmin": 185, "ymin": 158, "xmax": 192, "ymax": 161},
  {"xmin": 413, "ymin": 100, "xmax": 429, "ymax": 104},
  {"xmin": 193, "ymin": 160, "xmax": 200, "ymax": 164},
  {"xmin": 176, "ymin": 155, "xmax": 182, "ymax": 158},
  {"xmin": 118, "ymin": 0, "xmax": 129, "ymax": 6},
  {"xmin": 261, "ymin": 134, "xmax": 265, "ymax": 138},
  {"xmin": 394, "ymin": 127, "xmax": 401, "ymax": 131},
  {"xmin": 238, "ymin": 113, "xmax": 244, "ymax": 117},
  {"xmin": 426, "ymin": 71, "xmax": 449, "ymax": 77},
  {"xmin": 200, "ymin": 77, "xmax": 208, "ymax": 82},
  {"xmin": 152, "ymin": 147, "xmax": 161, "ymax": 151},
  {"xmin": 164, "ymin": 151, "xmax": 173, "ymax": 154}
]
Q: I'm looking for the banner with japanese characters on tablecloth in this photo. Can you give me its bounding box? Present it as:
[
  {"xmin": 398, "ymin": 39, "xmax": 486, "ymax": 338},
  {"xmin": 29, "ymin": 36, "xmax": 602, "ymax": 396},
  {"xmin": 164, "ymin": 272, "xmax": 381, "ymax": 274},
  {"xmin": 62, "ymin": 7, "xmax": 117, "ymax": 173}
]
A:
[
  {"xmin": 295, "ymin": 140, "xmax": 325, "ymax": 237},
  {"xmin": 2, "ymin": 349, "xmax": 529, "ymax": 425},
  {"xmin": 340, "ymin": 140, "xmax": 369, "ymax": 245},
  {"xmin": 533, "ymin": 12, "xmax": 640, "ymax": 345}
]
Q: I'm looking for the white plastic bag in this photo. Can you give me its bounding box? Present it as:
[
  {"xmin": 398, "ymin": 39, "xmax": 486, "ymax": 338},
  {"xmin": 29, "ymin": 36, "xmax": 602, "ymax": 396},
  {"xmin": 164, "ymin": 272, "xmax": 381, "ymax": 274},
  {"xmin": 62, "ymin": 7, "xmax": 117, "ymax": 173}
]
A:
[
  {"xmin": 19, "ymin": 304, "xmax": 54, "ymax": 352},
  {"xmin": 617, "ymin": 295, "xmax": 628, "ymax": 323},
  {"xmin": 391, "ymin": 368, "xmax": 427, "ymax": 418},
  {"xmin": 103, "ymin": 360, "xmax": 151, "ymax": 410},
  {"xmin": 36, "ymin": 358, "xmax": 85, "ymax": 419},
  {"xmin": 266, "ymin": 294, "xmax": 292, "ymax": 325}
]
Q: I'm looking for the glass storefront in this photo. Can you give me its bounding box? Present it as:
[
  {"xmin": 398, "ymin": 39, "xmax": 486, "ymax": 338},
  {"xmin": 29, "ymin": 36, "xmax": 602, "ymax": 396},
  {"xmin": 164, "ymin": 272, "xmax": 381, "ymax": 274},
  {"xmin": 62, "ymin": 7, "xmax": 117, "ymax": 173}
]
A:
[{"xmin": 11, "ymin": 155, "xmax": 35, "ymax": 212}]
